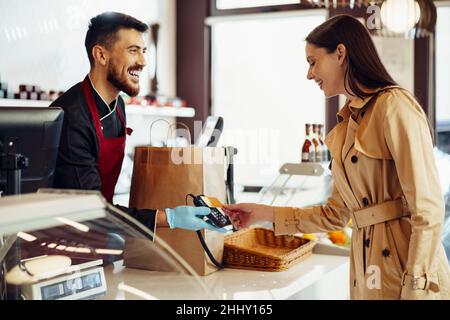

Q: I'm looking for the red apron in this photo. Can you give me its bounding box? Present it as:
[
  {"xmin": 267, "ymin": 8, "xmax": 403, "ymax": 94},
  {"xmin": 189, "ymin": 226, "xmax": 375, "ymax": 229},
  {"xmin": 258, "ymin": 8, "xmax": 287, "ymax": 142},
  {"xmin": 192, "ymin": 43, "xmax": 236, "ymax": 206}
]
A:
[{"xmin": 81, "ymin": 76, "xmax": 133, "ymax": 203}]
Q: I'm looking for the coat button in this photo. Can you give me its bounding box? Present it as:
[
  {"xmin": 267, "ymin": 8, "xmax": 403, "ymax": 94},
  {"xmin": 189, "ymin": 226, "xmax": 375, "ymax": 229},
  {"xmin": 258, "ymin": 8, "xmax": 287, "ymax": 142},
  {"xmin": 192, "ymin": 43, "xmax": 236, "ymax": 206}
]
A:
[
  {"xmin": 382, "ymin": 249, "xmax": 390, "ymax": 257},
  {"xmin": 364, "ymin": 239, "xmax": 370, "ymax": 248},
  {"xmin": 362, "ymin": 197, "xmax": 370, "ymax": 206},
  {"xmin": 351, "ymin": 155, "xmax": 358, "ymax": 163}
]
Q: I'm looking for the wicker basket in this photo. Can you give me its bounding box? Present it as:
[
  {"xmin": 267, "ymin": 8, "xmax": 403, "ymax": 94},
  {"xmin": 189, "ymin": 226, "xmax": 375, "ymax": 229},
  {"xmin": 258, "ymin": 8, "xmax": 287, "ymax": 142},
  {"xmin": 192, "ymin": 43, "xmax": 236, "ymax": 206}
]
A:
[{"xmin": 223, "ymin": 227, "xmax": 315, "ymax": 272}]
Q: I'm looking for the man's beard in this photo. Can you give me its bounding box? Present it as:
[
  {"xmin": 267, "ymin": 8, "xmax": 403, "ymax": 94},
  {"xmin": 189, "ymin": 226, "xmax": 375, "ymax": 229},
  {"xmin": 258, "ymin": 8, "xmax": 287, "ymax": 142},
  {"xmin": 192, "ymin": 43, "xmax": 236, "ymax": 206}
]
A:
[{"xmin": 107, "ymin": 63, "xmax": 140, "ymax": 97}]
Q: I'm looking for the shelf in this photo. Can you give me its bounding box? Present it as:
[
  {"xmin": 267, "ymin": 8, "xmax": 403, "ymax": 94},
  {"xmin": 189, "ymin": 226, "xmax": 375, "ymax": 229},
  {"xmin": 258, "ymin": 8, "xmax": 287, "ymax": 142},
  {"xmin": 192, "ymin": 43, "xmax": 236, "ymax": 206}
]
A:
[
  {"xmin": 125, "ymin": 105, "xmax": 195, "ymax": 118},
  {"xmin": 0, "ymin": 99, "xmax": 196, "ymax": 118},
  {"xmin": 0, "ymin": 98, "xmax": 52, "ymax": 107}
]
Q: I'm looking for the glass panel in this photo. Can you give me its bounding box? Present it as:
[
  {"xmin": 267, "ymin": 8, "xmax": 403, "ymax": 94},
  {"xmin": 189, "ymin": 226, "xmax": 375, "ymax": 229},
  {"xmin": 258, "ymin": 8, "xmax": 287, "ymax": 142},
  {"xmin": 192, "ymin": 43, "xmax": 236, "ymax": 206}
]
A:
[
  {"xmin": 211, "ymin": 13, "xmax": 326, "ymax": 187},
  {"xmin": 217, "ymin": 0, "xmax": 299, "ymax": 10},
  {"xmin": 0, "ymin": 191, "xmax": 214, "ymax": 300}
]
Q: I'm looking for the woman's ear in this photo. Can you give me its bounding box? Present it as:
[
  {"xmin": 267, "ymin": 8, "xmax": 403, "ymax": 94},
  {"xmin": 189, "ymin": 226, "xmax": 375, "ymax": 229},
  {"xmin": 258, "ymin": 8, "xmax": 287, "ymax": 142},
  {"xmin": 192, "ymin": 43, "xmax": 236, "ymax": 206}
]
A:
[
  {"xmin": 336, "ymin": 44, "xmax": 347, "ymax": 65},
  {"xmin": 92, "ymin": 45, "xmax": 108, "ymax": 67}
]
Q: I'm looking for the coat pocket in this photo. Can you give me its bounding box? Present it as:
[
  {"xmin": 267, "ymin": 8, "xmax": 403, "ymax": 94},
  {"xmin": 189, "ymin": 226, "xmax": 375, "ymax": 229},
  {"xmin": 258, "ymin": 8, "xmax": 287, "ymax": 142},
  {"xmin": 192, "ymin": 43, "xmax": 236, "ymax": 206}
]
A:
[
  {"xmin": 386, "ymin": 223, "xmax": 406, "ymax": 277},
  {"xmin": 366, "ymin": 224, "xmax": 404, "ymax": 299}
]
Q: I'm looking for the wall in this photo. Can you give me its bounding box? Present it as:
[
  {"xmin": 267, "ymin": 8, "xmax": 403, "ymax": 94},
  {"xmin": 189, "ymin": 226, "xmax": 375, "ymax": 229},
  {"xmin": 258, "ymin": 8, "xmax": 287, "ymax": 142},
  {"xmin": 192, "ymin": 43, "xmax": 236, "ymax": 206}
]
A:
[
  {"xmin": 373, "ymin": 36, "xmax": 415, "ymax": 93},
  {"xmin": 0, "ymin": 0, "xmax": 175, "ymax": 96},
  {"xmin": 338, "ymin": 36, "xmax": 415, "ymax": 108}
]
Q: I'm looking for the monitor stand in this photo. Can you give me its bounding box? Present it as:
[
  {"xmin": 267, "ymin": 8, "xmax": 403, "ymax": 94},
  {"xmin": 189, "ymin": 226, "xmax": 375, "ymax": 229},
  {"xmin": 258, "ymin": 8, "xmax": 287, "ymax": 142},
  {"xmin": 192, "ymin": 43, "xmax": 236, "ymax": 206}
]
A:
[{"xmin": 1, "ymin": 137, "xmax": 28, "ymax": 196}]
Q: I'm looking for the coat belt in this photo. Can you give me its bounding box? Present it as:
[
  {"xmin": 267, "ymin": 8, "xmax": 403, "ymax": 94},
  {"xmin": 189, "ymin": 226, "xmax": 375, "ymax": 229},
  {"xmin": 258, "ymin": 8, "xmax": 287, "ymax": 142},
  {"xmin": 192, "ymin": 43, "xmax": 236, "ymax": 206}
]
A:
[
  {"xmin": 401, "ymin": 272, "xmax": 440, "ymax": 292},
  {"xmin": 350, "ymin": 197, "xmax": 409, "ymax": 230}
]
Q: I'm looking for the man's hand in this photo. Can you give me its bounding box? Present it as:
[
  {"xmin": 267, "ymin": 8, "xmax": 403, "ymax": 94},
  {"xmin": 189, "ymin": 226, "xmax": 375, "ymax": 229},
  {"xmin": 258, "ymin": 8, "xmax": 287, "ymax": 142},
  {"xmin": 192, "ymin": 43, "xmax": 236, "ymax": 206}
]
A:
[
  {"xmin": 165, "ymin": 206, "xmax": 227, "ymax": 233},
  {"xmin": 222, "ymin": 203, "xmax": 274, "ymax": 230}
]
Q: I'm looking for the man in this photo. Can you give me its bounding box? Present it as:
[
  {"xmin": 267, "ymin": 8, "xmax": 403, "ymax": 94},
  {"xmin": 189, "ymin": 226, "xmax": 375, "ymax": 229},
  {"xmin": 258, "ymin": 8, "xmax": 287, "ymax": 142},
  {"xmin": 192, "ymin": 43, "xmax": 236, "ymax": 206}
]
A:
[{"xmin": 52, "ymin": 12, "xmax": 224, "ymax": 234}]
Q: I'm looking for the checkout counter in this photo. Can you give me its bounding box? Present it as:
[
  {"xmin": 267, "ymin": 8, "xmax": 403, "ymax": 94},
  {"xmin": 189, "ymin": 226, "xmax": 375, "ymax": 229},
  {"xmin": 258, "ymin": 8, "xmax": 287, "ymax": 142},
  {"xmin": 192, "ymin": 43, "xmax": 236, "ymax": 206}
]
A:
[
  {"xmin": 0, "ymin": 191, "xmax": 349, "ymax": 300},
  {"xmin": 102, "ymin": 249, "xmax": 349, "ymax": 300}
]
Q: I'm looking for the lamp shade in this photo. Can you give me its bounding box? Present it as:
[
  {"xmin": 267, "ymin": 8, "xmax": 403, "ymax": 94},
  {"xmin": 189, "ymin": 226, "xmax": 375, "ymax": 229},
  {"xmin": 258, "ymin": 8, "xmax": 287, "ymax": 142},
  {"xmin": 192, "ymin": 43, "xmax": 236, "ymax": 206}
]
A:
[
  {"xmin": 304, "ymin": 0, "xmax": 436, "ymax": 38},
  {"xmin": 380, "ymin": 0, "xmax": 420, "ymax": 33}
]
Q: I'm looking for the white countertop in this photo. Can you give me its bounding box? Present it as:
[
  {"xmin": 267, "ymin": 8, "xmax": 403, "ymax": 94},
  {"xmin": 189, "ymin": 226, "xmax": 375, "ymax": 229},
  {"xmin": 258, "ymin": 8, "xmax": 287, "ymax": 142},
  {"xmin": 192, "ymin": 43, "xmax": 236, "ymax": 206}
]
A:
[{"xmin": 102, "ymin": 252, "xmax": 349, "ymax": 300}]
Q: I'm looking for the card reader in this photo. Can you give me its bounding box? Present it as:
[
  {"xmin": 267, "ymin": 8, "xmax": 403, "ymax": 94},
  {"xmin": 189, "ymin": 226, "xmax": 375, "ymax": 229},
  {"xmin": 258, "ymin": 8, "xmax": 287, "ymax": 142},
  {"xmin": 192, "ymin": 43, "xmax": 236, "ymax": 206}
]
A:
[{"xmin": 192, "ymin": 195, "xmax": 231, "ymax": 228}]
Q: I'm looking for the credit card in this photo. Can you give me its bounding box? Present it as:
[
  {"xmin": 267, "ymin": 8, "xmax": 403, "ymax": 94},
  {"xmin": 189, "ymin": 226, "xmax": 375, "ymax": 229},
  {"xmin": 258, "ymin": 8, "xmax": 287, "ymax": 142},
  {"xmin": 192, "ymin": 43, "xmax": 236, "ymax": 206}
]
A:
[{"xmin": 200, "ymin": 196, "xmax": 223, "ymax": 208}]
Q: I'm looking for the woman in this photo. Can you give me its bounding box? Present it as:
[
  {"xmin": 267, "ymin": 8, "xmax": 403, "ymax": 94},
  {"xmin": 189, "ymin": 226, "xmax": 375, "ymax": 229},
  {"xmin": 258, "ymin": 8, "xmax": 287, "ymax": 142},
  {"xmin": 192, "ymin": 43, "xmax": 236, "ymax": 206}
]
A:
[{"xmin": 224, "ymin": 15, "xmax": 450, "ymax": 300}]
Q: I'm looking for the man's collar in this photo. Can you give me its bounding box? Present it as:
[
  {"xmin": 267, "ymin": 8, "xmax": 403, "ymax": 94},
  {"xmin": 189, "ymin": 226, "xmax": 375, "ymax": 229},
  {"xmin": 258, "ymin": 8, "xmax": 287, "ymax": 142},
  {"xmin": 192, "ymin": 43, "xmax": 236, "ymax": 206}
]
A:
[{"xmin": 87, "ymin": 74, "xmax": 119, "ymax": 107}]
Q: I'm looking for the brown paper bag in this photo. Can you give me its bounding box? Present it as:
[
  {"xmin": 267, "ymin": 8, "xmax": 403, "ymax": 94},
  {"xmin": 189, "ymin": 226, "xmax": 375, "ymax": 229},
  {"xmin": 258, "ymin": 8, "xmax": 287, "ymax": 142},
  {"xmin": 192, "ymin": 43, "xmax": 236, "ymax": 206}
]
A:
[{"xmin": 125, "ymin": 146, "xmax": 226, "ymax": 276}]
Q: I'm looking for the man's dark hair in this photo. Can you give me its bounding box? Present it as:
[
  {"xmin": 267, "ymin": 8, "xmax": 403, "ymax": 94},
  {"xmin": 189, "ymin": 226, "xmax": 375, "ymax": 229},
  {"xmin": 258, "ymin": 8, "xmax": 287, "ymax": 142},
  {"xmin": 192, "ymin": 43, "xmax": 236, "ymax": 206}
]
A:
[{"xmin": 85, "ymin": 12, "xmax": 148, "ymax": 66}]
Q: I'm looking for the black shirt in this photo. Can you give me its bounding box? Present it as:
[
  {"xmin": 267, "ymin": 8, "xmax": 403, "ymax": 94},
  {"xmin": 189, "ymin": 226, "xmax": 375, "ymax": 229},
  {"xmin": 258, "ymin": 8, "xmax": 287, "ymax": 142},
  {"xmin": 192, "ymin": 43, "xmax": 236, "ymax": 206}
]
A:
[{"xmin": 51, "ymin": 80, "xmax": 157, "ymax": 232}]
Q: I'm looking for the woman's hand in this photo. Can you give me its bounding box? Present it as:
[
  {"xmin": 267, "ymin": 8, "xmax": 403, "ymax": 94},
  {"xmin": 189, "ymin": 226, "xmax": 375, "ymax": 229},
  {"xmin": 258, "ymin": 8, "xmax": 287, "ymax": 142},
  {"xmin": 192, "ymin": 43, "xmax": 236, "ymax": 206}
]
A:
[{"xmin": 222, "ymin": 203, "xmax": 274, "ymax": 230}]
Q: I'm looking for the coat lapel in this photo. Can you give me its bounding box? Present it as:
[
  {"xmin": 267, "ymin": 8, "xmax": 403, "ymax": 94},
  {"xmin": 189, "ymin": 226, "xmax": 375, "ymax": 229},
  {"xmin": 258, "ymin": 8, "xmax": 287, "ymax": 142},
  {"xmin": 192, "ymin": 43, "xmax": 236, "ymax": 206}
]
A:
[
  {"xmin": 325, "ymin": 107, "xmax": 361, "ymax": 210},
  {"xmin": 324, "ymin": 102, "xmax": 352, "ymax": 173},
  {"xmin": 341, "ymin": 117, "xmax": 359, "ymax": 161}
]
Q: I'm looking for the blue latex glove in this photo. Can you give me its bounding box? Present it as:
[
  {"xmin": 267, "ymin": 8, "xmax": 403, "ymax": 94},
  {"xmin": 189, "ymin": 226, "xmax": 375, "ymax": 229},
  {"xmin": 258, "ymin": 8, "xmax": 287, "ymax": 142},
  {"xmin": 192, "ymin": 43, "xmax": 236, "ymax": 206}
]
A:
[{"xmin": 165, "ymin": 206, "xmax": 227, "ymax": 233}]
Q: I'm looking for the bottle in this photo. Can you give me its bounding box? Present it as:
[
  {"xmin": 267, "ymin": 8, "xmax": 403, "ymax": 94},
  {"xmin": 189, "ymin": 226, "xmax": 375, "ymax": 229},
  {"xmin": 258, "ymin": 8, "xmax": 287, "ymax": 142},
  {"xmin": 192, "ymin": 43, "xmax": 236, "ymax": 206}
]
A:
[
  {"xmin": 312, "ymin": 124, "xmax": 322, "ymax": 162},
  {"xmin": 39, "ymin": 91, "xmax": 49, "ymax": 101},
  {"xmin": 318, "ymin": 124, "xmax": 328, "ymax": 162},
  {"xmin": 29, "ymin": 91, "xmax": 38, "ymax": 100},
  {"xmin": 301, "ymin": 124, "xmax": 315, "ymax": 162}
]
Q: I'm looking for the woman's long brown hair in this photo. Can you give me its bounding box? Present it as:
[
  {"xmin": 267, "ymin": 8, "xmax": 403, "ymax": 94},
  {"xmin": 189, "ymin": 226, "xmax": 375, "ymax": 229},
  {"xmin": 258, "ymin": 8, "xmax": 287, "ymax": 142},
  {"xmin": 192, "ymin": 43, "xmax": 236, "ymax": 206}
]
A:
[
  {"xmin": 306, "ymin": 14, "xmax": 397, "ymax": 100},
  {"xmin": 306, "ymin": 14, "xmax": 435, "ymax": 145}
]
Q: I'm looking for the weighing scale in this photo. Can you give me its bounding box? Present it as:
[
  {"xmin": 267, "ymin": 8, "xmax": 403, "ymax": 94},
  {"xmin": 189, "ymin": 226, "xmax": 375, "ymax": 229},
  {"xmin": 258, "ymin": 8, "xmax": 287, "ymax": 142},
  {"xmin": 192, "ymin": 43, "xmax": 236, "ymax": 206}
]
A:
[{"xmin": 6, "ymin": 255, "xmax": 107, "ymax": 300}]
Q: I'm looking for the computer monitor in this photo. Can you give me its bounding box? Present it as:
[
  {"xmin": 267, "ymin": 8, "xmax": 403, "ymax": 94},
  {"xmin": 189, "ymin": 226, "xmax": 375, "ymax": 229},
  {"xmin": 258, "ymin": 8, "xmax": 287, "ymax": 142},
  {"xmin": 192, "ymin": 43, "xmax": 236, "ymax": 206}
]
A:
[{"xmin": 0, "ymin": 107, "xmax": 64, "ymax": 195}]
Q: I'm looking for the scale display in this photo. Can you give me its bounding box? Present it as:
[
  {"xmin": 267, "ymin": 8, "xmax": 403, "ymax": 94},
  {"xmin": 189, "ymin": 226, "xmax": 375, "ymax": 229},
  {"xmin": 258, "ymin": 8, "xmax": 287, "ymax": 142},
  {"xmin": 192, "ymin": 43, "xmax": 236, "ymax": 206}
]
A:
[
  {"xmin": 14, "ymin": 257, "xmax": 108, "ymax": 300},
  {"xmin": 41, "ymin": 270, "xmax": 103, "ymax": 300}
]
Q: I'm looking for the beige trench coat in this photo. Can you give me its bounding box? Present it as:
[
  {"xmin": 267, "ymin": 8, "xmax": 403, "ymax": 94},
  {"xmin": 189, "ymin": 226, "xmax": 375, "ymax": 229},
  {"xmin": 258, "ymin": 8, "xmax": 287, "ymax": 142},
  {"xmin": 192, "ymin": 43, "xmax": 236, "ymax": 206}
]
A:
[{"xmin": 273, "ymin": 86, "xmax": 450, "ymax": 299}]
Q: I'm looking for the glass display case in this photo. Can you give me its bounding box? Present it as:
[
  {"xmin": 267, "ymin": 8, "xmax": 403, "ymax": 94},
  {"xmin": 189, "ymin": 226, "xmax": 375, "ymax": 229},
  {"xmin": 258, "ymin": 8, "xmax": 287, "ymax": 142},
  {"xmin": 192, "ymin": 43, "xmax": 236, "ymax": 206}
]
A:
[{"xmin": 0, "ymin": 189, "xmax": 213, "ymax": 300}]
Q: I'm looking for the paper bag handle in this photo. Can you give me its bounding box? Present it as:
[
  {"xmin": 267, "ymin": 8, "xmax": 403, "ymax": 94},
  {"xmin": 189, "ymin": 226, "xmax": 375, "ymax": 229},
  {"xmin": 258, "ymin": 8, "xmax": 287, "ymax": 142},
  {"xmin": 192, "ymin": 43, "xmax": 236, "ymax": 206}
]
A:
[
  {"xmin": 149, "ymin": 118, "xmax": 170, "ymax": 146},
  {"xmin": 167, "ymin": 122, "xmax": 192, "ymax": 146},
  {"xmin": 149, "ymin": 119, "xmax": 192, "ymax": 146}
]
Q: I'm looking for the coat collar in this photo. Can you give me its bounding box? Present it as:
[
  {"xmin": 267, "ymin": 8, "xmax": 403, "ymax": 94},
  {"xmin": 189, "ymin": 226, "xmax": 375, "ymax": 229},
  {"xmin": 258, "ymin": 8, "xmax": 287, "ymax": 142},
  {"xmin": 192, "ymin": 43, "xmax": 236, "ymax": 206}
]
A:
[
  {"xmin": 336, "ymin": 100, "xmax": 369, "ymax": 123},
  {"xmin": 337, "ymin": 94, "xmax": 376, "ymax": 122},
  {"xmin": 336, "ymin": 86, "xmax": 399, "ymax": 123},
  {"xmin": 337, "ymin": 103, "xmax": 352, "ymax": 123}
]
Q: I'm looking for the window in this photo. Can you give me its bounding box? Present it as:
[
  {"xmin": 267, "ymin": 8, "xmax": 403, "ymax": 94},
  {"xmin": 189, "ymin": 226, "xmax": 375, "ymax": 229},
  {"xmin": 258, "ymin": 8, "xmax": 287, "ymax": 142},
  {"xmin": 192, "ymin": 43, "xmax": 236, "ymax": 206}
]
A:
[
  {"xmin": 436, "ymin": 6, "xmax": 450, "ymax": 123},
  {"xmin": 436, "ymin": 5, "xmax": 450, "ymax": 155},
  {"xmin": 210, "ymin": 11, "xmax": 326, "ymax": 187}
]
